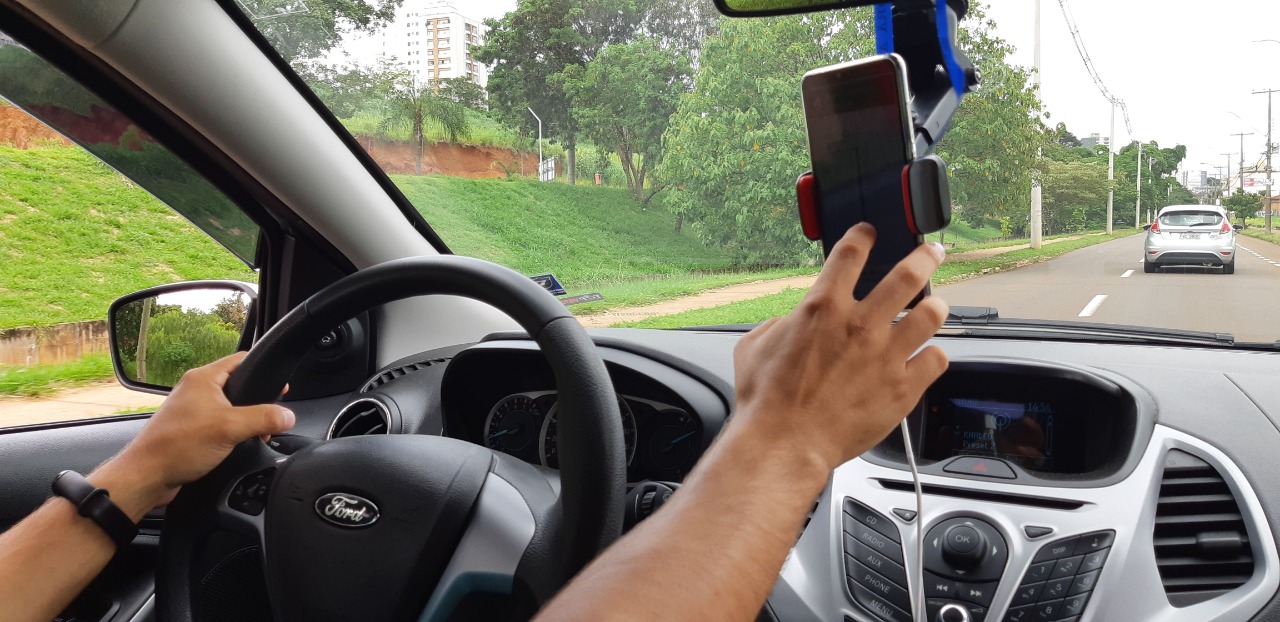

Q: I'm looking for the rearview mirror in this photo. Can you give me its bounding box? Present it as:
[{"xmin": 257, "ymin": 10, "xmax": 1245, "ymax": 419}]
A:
[
  {"xmin": 108, "ymin": 281, "xmax": 256, "ymax": 394},
  {"xmin": 713, "ymin": 0, "xmax": 882, "ymax": 17}
]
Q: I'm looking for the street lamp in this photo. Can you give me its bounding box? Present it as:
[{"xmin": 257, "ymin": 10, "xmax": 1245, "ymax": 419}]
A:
[{"xmin": 527, "ymin": 107, "xmax": 543, "ymax": 181}]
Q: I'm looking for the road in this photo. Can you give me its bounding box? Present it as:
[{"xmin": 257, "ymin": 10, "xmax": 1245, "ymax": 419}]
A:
[{"xmin": 935, "ymin": 232, "xmax": 1280, "ymax": 344}]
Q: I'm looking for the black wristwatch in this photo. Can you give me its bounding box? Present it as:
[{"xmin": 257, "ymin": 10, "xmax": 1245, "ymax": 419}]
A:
[{"xmin": 51, "ymin": 470, "xmax": 138, "ymax": 549}]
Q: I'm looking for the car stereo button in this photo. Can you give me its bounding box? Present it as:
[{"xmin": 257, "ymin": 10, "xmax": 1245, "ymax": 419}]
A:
[
  {"xmin": 924, "ymin": 572, "xmax": 959, "ymax": 599},
  {"xmin": 1040, "ymin": 577, "xmax": 1072, "ymax": 601},
  {"xmin": 1069, "ymin": 570, "xmax": 1100, "ymax": 595},
  {"xmin": 852, "ymin": 542, "xmax": 908, "ymax": 587},
  {"xmin": 1002, "ymin": 604, "xmax": 1035, "ymax": 621},
  {"xmin": 943, "ymin": 457, "xmax": 1016, "ymax": 479},
  {"xmin": 849, "ymin": 559, "xmax": 912, "ymax": 612},
  {"xmin": 845, "ymin": 498, "xmax": 901, "ymax": 543},
  {"xmin": 1061, "ymin": 592, "xmax": 1090, "ymax": 617},
  {"xmin": 1071, "ymin": 530, "xmax": 1115, "ymax": 555},
  {"xmin": 848, "ymin": 578, "xmax": 911, "ymax": 622},
  {"xmin": 1023, "ymin": 561, "xmax": 1054, "ymax": 583},
  {"xmin": 1050, "ymin": 555, "xmax": 1084, "ymax": 579},
  {"xmin": 1029, "ymin": 599, "xmax": 1062, "ymax": 621},
  {"xmin": 1023, "ymin": 525, "xmax": 1054, "ymax": 539},
  {"xmin": 927, "ymin": 598, "xmax": 988, "ymax": 622},
  {"xmin": 1011, "ymin": 582, "xmax": 1043, "ymax": 607},
  {"xmin": 848, "ymin": 520, "xmax": 905, "ymax": 565},
  {"xmin": 955, "ymin": 580, "xmax": 998, "ymax": 607},
  {"xmin": 892, "ymin": 508, "xmax": 918, "ymax": 522},
  {"xmin": 1079, "ymin": 548, "xmax": 1109, "ymax": 573},
  {"xmin": 1031, "ymin": 536, "xmax": 1080, "ymax": 563}
]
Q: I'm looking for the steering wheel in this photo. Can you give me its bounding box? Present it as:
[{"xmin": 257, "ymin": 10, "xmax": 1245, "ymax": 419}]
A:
[{"xmin": 156, "ymin": 256, "xmax": 627, "ymax": 621}]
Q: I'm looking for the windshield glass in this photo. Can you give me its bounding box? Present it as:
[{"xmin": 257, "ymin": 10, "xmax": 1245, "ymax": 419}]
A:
[
  {"xmin": 1160, "ymin": 210, "xmax": 1223, "ymax": 227},
  {"xmin": 236, "ymin": 0, "xmax": 1280, "ymax": 343}
]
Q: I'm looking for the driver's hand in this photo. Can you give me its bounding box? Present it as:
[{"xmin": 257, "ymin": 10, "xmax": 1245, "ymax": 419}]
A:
[
  {"xmin": 732, "ymin": 223, "xmax": 949, "ymax": 471},
  {"xmin": 105, "ymin": 352, "xmax": 295, "ymax": 508}
]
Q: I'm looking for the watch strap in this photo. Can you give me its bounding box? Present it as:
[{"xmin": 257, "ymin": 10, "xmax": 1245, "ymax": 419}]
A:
[{"xmin": 52, "ymin": 470, "xmax": 137, "ymax": 549}]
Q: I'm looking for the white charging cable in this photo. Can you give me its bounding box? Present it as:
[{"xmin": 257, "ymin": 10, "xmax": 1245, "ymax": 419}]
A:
[{"xmin": 898, "ymin": 418, "xmax": 926, "ymax": 621}]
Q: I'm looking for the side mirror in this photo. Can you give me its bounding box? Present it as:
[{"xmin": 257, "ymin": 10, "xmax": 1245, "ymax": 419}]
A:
[
  {"xmin": 108, "ymin": 281, "xmax": 257, "ymax": 394},
  {"xmin": 1233, "ymin": 224, "xmax": 1244, "ymax": 232},
  {"xmin": 1142, "ymin": 224, "xmax": 1152, "ymax": 231}
]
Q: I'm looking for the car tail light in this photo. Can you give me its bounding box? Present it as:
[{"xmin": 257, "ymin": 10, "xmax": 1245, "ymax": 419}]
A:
[
  {"xmin": 1220, "ymin": 221, "xmax": 1231, "ymax": 234},
  {"xmin": 1150, "ymin": 221, "xmax": 1160, "ymax": 233}
]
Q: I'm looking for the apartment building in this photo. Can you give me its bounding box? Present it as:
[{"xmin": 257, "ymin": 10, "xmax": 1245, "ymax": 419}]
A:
[{"xmin": 379, "ymin": 1, "xmax": 488, "ymax": 89}]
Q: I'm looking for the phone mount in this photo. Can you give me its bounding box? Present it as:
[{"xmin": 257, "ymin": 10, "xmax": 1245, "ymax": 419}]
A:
[{"xmin": 798, "ymin": 0, "xmax": 978, "ymax": 240}]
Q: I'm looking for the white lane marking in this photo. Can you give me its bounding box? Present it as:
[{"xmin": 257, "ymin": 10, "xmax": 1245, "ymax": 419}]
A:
[
  {"xmin": 1078, "ymin": 294, "xmax": 1109, "ymax": 318},
  {"xmin": 1121, "ymin": 269, "xmax": 1134, "ymax": 278}
]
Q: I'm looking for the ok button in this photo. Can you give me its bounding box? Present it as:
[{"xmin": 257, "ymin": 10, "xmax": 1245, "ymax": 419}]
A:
[{"xmin": 947, "ymin": 525, "xmax": 982, "ymax": 554}]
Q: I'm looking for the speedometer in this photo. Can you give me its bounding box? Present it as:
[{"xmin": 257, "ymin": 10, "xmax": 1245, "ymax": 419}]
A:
[
  {"xmin": 540, "ymin": 398, "xmax": 637, "ymax": 469},
  {"xmin": 484, "ymin": 394, "xmax": 545, "ymax": 462}
]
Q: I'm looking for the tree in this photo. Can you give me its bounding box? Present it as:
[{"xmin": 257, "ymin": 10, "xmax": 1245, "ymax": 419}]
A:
[
  {"xmin": 562, "ymin": 38, "xmax": 691, "ymax": 202},
  {"xmin": 477, "ymin": 0, "xmax": 637, "ymax": 185},
  {"xmin": 294, "ymin": 60, "xmax": 400, "ymax": 118},
  {"xmin": 658, "ymin": 11, "xmax": 875, "ymax": 263},
  {"xmin": 1224, "ymin": 188, "xmax": 1259, "ymax": 218},
  {"xmin": 933, "ymin": 3, "xmax": 1044, "ymax": 235},
  {"xmin": 438, "ymin": 77, "xmax": 488, "ymax": 110},
  {"xmin": 1053, "ymin": 122, "xmax": 1082, "ymax": 148},
  {"xmin": 212, "ymin": 294, "xmax": 249, "ymax": 329},
  {"xmin": 1041, "ymin": 159, "xmax": 1109, "ymax": 234},
  {"xmin": 379, "ymin": 73, "xmax": 470, "ymax": 175},
  {"xmin": 237, "ymin": 0, "xmax": 402, "ymax": 65}
]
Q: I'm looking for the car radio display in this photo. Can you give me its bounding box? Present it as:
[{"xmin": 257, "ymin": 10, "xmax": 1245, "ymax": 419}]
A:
[{"xmin": 921, "ymin": 397, "xmax": 1082, "ymax": 472}]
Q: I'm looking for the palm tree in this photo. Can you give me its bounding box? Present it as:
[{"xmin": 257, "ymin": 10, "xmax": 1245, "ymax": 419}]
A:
[{"xmin": 379, "ymin": 75, "xmax": 470, "ymax": 175}]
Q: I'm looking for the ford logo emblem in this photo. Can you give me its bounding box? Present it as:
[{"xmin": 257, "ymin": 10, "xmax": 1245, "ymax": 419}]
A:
[{"xmin": 315, "ymin": 492, "xmax": 379, "ymax": 528}]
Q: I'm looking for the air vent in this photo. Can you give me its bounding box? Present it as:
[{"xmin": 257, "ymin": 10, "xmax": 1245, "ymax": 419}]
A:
[
  {"xmin": 361, "ymin": 358, "xmax": 448, "ymax": 392},
  {"xmin": 1153, "ymin": 449, "xmax": 1254, "ymax": 607},
  {"xmin": 327, "ymin": 398, "xmax": 392, "ymax": 439}
]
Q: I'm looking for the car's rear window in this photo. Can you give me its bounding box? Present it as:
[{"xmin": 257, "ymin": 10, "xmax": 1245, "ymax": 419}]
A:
[{"xmin": 1158, "ymin": 211, "xmax": 1223, "ymax": 227}]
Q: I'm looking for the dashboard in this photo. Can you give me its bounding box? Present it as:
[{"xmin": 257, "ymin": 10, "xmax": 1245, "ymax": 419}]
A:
[{"xmin": 313, "ymin": 328, "xmax": 1280, "ymax": 622}]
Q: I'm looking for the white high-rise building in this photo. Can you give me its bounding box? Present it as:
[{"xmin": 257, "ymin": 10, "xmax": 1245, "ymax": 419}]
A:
[{"xmin": 379, "ymin": 1, "xmax": 488, "ymax": 89}]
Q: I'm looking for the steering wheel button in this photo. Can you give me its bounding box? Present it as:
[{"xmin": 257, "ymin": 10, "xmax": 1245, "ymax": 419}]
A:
[
  {"xmin": 1061, "ymin": 592, "xmax": 1090, "ymax": 617},
  {"xmin": 1068, "ymin": 570, "xmax": 1100, "ymax": 596},
  {"xmin": 1040, "ymin": 577, "xmax": 1071, "ymax": 601},
  {"xmin": 845, "ymin": 498, "xmax": 902, "ymax": 543},
  {"xmin": 849, "ymin": 559, "xmax": 912, "ymax": 612},
  {"xmin": 1011, "ymin": 582, "xmax": 1043, "ymax": 607},
  {"xmin": 1079, "ymin": 548, "xmax": 1109, "ymax": 573},
  {"xmin": 1023, "ymin": 561, "xmax": 1054, "ymax": 583},
  {"xmin": 1049, "ymin": 555, "xmax": 1083, "ymax": 579},
  {"xmin": 1031, "ymin": 536, "xmax": 1080, "ymax": 563},
  {"xmin": 848, "ymin": 579, "xmax": 912, "ymax": 622},
  {"xmin": 1071, "ymin": 530, "xmax": 1116, "ymax": 555}
]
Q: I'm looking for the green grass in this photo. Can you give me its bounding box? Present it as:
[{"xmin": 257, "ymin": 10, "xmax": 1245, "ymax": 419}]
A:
[
  {"xmin": 339, "ymin": 109, "xmax": 566, "ymax": 156},
  {"xmin": 0, "ymin": 353, "xmax": 114, "ymax": 397},
  {"xmin": 390, "ymin": 175, "xmax": 796, "ymax": 313},
  {"xmin": 0, "ymin": 145, "xmax": 255, "ymax": 330},
  {"xmin": 620, "ymin": 231, "xmax": 1136, "ymax": 329},
  {"xmin": 925, "ymin": 219, "xmax": 1003, "ymax": 247},
  {"xmin": 1240, "ymin": 219, "xmax": 1280, "ymax": 246}
]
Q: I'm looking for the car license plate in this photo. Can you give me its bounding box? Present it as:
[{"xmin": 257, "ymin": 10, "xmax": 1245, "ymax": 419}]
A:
[{"xmin": 1179, "ymin": 232, "xmax": 1200, "ymax": 240}]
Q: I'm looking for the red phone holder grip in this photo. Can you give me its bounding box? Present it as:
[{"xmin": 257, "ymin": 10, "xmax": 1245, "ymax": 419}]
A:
[{"xmin": 797, "ymin": 154, "xmax": 951, "ymax": 240}]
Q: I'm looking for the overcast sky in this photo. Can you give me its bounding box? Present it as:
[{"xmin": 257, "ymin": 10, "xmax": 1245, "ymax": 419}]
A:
[{"xmin": 371, "ymin": 0, "xmax": 1280, "ymax": 181}]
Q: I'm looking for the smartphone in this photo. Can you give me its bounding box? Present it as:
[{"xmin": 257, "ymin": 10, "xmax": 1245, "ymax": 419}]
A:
[{"xmin": 802, "ymin": 54, "xmax": 922, "ymax": 302}]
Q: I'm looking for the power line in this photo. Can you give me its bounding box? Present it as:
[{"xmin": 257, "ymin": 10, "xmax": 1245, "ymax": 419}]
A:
[{"xmin": 1055, "ymin": 0, "xmax": 1133, "ymax": 137}]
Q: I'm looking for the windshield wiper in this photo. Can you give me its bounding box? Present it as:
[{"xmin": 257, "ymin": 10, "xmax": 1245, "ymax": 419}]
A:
[{"xmin": 942, "ymin": 306, "xmax": 1237, "ymax": 347}]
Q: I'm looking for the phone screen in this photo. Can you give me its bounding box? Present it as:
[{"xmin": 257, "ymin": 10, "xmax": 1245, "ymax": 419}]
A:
[{"xmin": 803, "ymin": 56, "xmax": 921, "ymax": 301}]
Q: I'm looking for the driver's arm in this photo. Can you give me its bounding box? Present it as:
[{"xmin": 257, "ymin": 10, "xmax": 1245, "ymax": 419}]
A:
[
  {"xmin": 536, "ymin": 224, "xmax": 949, "ymax": 621},
  {"xmin": 0, "ymin": 352, "xmax": 295, "ymax": 622}
]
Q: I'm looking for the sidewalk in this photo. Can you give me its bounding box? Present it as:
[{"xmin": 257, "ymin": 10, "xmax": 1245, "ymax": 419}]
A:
[
  {"xmin": 0, "ymin": 382, "xmax": 162, "ymax": 428},
  {"xmin": 575, "ymin": 274, "xmax": 820, "ymax": 328}
]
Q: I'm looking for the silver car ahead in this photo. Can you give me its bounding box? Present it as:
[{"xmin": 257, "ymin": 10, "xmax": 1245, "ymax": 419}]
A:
[{"xmin": 1144, "ymin": 205, "xmax": 1238, "ymax": 274}]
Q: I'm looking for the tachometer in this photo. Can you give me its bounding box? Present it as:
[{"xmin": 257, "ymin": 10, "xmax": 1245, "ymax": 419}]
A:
[
  {"xmin": 484, "ymin": 394, "xmax": 545, "ymax": 462},
  {"xmin": 540, "ymin": 398, "xmax": 637, "ymax": 469}
]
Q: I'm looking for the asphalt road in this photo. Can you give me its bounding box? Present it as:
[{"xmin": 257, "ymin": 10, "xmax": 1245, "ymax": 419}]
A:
[{"xmin": 934, "ymin": 232, "xmax": 1280, "ymax": 344}]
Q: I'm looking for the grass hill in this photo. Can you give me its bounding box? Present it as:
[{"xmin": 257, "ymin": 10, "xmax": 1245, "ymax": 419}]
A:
[
  {"xmin": 1, "ymin": 145, "xmax": 802, "ymax": 330},
  {"xmin": 0, "ymin": 145, "xmax": 254, "ymax": 330}
]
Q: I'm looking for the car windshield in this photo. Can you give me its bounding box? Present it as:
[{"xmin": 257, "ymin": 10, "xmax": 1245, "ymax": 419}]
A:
[
  {"xmin": 233, "ymin": 0, "xmax": 1280, "ymax": 343},
  {"xmin": 1160, "ymin": 210, "xmax": 1223, "ymax": 227}
]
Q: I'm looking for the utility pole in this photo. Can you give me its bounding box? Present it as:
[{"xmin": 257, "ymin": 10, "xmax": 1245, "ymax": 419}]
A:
[
  {"xmin": 1231, "ymin": 132, "xmax": 1253, "ymax": 224},
  {"xmin": 1029, "ymin": 0, "xmax": 1043, "ymax": 249},
  {"xmin": 1254, "ymin": 88, "xmax": 1277, "ymax": 233},
  {"xmin": 1135, "ymin": 142, "xmax": 1143, "ymax": 227},
  {"xmin": 1106, "ymin": 102, "xmax": 1115, "ymax": 234}
]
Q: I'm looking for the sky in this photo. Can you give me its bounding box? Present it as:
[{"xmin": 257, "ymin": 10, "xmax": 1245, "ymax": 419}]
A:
[{"xmin": 347, "ymin": 0, "xmax": 1280, "ymax": 185}]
